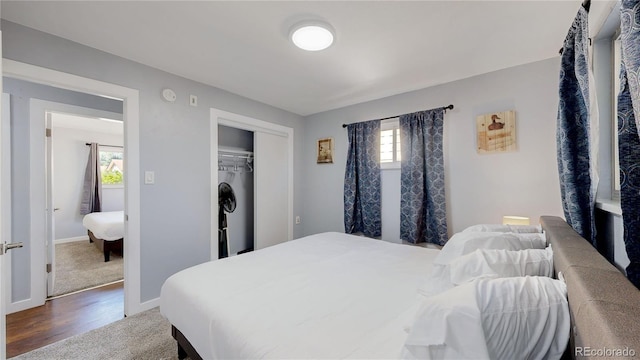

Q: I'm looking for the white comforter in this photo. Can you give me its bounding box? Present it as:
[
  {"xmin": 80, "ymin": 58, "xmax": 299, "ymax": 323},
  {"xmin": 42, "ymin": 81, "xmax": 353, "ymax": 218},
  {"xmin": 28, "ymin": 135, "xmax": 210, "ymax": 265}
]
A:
[
  {"xmin": 160, "ymin": 232, "xmax": 439, "ymax": 359},
  {"xmin": 82, "ymin": 210, "xmax": 124, "ymax": 241}
]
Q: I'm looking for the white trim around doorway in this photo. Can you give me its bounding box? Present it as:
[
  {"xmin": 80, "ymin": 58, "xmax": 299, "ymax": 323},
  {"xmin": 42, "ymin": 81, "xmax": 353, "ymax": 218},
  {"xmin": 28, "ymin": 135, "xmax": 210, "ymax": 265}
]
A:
[
  {"xmin": 2, "ymin": 59, "xmax": 144, "ymax": 316},
  {"xmin": 210, "ymin": 108, "xmax": 294, "ymax": 261}
]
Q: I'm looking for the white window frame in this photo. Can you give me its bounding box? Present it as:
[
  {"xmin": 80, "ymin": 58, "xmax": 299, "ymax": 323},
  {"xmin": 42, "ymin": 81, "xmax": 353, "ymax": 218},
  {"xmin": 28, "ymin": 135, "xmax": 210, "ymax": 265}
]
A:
[{"xmin": 380, "ymin": 118, "xmax": 401, "ymax": 170}]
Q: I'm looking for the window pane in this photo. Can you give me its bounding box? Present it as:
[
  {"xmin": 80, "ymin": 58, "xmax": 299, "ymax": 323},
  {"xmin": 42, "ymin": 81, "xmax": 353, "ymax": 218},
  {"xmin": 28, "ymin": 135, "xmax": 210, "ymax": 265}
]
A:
[
  {"xmin": 380, "ymin": 129, "xmax": 394, "ymax": 163},
  {"xmin": 613, "ymin": 35, "xmax": 621, "ymax": 195},
  {"xmin": 100, "ymin": 150, "xmax": 124, "ymax": 185},
  {"xmin": 395, "ymin": 129, "xmax": 401, "ymax": 162}
]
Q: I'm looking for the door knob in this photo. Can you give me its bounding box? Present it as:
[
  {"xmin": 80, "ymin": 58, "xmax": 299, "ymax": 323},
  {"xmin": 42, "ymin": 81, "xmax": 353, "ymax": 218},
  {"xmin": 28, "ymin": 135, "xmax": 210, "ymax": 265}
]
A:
[
  {"xmin": 54, "ymin": 208, "xmax": 60, "ymax": 211},
  {"xmin": 1, "ymin": 241, "xmax": 24, "ymax": 255}
]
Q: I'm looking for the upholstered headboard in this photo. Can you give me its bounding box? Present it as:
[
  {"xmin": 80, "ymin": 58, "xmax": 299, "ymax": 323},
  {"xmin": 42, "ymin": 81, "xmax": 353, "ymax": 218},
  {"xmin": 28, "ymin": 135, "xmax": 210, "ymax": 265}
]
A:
[{"xmin": 540, "ymin": 216, "xmax": 640, "ymax": 359}]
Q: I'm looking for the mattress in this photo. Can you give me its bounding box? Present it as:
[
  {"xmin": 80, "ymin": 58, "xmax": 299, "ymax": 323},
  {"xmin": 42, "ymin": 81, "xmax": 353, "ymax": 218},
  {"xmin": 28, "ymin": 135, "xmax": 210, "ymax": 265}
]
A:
[
  {"xmin": 160, "ymin": 232, "xmax": 439, "ymax": 359},
  {"xmin": 82, "ymin": 210, "xmax": 124, "ymax": 241}
]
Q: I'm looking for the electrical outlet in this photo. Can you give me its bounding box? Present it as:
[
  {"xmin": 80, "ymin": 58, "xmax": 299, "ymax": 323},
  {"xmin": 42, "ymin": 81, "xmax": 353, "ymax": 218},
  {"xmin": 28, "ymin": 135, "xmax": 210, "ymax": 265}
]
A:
[
  {"xmin": 189, "ymin": 94, "xmax": 198, "ymax": 107},
  {"xmin": 295, "ymin": 216, "xmax": 301, "ymax": 224}
]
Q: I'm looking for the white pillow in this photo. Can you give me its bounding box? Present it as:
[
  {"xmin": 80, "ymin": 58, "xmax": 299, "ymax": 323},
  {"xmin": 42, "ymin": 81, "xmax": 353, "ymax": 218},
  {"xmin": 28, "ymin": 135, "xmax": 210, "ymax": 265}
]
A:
[
  {"xmin": 434, "ymin": 232, "xmax": 546, "ymax": 266},
  {"xmin": 420, "ymin": 247, "xmax": 554, "ymax": 297},
  {"xmin": 402, "ymin": 277, "xmax": 569, "ymax": 360},
  {"xmin": 478, "ymin": 277, "xmax": 569, "ymax": 359},
  {"xmin": 514, "ymin": 233, "xmax": 548, "ymax": 246},
  {"xmin": 449, "ymin": 246, "xmax": 554, "ymax": 283},
  {"xmin": 462, "ymin": 223, "xmax": 542, "ymax": 233},
  {"xmin": 402, "ymin": 281, "xmax": 490, "ymax": 359}
]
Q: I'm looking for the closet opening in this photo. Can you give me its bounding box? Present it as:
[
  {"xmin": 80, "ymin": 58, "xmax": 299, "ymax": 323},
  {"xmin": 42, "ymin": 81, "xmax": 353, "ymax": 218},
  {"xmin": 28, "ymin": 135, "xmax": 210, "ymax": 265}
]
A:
[
  {"xmin": 218, "ymin": 125, "xmax": 254, "ymax": 258},
  {"xmin": 210, "ymin": 107, "xmax": 294, "ymax": 261}
]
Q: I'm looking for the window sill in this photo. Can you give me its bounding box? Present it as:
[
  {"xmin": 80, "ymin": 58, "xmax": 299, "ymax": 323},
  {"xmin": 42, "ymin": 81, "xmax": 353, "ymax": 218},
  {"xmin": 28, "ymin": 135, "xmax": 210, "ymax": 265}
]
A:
[
  {"xmin": 596, "ymin": 198, "xmax": 622, "ymax": 216},
  {"xmin": 102, "ymin": 184, "xmax": 124, "ymax": 189},
  {"xmin": 380, "ymin": 162, "xmax": 400, "ymax": 170}
]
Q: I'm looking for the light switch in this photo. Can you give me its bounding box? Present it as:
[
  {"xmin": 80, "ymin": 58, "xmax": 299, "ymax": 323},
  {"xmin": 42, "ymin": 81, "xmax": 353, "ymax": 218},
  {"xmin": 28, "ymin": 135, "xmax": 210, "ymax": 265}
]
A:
[{"xmin": 144, "ymin": 171, "xmax": 155, "ymax": 185}]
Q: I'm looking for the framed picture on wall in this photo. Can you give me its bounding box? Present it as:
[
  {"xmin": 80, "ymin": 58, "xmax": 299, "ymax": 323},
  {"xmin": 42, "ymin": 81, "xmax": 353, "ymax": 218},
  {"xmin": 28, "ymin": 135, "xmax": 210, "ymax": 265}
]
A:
[
  {"xmin": 317, "ymin": 137, "xmax": 334, "ymax": 164},
  {"xmin": 476, "ymin": 110, "xmax": 516, "ymax": 154}
]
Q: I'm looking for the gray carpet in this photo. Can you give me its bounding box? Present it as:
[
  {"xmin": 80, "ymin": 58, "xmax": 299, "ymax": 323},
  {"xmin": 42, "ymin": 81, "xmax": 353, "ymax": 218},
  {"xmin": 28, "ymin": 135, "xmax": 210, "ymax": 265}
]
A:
[
  {"xmin": 52, "ymin": 241, "xmax": 124, "ymax": 297},
  {"xmin": 10, "ymin": 307, "xmax": 182, "ymax": 360}
]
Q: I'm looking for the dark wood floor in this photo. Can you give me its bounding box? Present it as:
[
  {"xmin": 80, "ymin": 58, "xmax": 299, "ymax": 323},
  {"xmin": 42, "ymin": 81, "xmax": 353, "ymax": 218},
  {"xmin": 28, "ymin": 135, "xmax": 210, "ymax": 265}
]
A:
[{"xmin": 6, "ymin": 281, "xmax": 124, "ymax": 358}]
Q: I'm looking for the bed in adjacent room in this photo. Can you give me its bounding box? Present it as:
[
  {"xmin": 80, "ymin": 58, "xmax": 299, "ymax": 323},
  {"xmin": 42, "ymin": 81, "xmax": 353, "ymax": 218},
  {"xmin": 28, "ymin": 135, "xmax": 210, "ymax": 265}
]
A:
[
  {"xmin": 160, "ymin": 217, "xmax": 640, "ymax": 359},
  {"xmin": 82, "ymin": 210, "xmax": 124, "ymax": 262}
]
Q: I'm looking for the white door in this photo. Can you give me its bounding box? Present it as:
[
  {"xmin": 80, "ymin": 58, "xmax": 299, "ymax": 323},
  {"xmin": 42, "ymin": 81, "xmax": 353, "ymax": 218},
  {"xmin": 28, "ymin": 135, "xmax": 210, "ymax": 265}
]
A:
[
  {"xmin": 0, "ymin": 91, "xmax": 24, "ymax": 356},
  {"xmin": 0, "ymin": 83, "xmax": 24, "ymax": 360},
  {"xmin": 45, "ymin": 113, "xmax": 55, "ymax": 296},
  {"xmin": 1, "ymin": 219, "xmax": 4, "ymax": 359},
  {"xmin": 0, "ymin": 38, "xmax": 25, "ymax": 358},
  {"xmin": 1, "ymin": 33, "xmax": 7, "ymax": 356},
  {"xmin": 254, "ymin": 131, "xmax": 289, "ymax": 250}
]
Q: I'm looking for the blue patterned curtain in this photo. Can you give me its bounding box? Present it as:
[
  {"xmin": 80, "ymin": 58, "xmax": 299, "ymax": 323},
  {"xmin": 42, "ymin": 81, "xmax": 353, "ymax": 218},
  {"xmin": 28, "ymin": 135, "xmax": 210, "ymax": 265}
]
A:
[
  {"xmin": 619, "ymin": 0, "xmax": 640, "ymax": 288},
  {"xmin": 344, "ymin": 120, "xmax": 381, "ymax": 237},
  {"xmin": 556, "ymin": 5, "xmax": 598, "ymax": 245},
  {"xmin": 621, "ymin": 0, "xmax": 640, "ymax": 136},
  {"xmin": 399, "ymin": 109, "xmax": 447, "ymax": 246}
]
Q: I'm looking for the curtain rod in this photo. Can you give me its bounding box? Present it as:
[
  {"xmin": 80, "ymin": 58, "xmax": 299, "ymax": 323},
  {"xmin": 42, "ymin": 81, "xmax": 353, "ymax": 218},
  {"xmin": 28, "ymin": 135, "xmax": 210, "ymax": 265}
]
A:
[
  {"xmin": 86, "ymin": 142, "xmax": 123, "ymax": 148},
  {"xmin": 558, "ymin": 0, "xmax": 591, "ymax": 55},
  {"xmin": 341, "ymin": 104, "xmax": 454, "ymax": 128}
]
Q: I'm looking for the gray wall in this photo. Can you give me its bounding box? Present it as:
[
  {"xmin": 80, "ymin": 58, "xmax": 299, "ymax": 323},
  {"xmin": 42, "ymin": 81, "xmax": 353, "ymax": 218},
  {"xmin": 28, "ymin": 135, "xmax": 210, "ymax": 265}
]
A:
[
  {"xmin": 2, "ymin": 20, "xmax": 306, "ymax": 303},
  {"xmin": 219, "ymin": 125, "xmax": 254, "ymax": 151},
  {"xmin": 3, "ymin": 77, "xmax": 122, "ymax": 301},
  {"xmin": 301, "ymin": 57, "xmax": 565, "ymax": 239}
]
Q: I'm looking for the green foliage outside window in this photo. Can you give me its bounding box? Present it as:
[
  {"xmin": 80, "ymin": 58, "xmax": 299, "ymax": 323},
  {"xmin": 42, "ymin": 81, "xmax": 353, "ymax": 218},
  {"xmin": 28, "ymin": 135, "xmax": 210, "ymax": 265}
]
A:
[{"xmin": 102, "ymin": 170, "xmax": 123, "ymax": 185}]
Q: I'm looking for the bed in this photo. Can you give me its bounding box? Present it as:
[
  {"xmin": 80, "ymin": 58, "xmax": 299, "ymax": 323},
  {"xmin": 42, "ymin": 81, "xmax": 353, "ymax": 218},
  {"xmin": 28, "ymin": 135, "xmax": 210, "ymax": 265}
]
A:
[
  {"xmin": 539, "ymin": 216, "xmax": 640, "ymax": 359},
  {"xmin": 160, "ymin": 217, "xmax": 640, "ymax": 359},
  {"xmin": 81, "ymin": 210, "xmax": 124, "ymax": 262},
  {"xmin": 161, "ymin": 232, "xmax": 439, "ymax": 359}
]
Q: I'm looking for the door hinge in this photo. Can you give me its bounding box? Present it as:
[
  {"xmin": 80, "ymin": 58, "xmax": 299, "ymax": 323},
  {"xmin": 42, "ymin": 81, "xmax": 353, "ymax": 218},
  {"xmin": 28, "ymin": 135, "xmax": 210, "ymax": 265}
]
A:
[
  {"xmin": 46, "ymin": 263, "xmax": 52, "ymax": 273},
  {"xmin": 46, "ymin": 128, "xmax": 52, "ymax": 137}
]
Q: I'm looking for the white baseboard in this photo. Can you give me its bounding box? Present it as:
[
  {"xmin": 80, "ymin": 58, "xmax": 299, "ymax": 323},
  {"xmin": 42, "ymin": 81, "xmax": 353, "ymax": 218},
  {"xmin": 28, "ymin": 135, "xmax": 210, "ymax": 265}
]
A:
[
  {"xmin": 54, "ymin": 235, "xmax": 89, "ymax": 244},
  {"xmin": 130, "ymin": 297, "xmax": 160, "ymax": 316},
  {"xmin": 6, "ymin": 296, "xmax": 45, "ymax": 315}
]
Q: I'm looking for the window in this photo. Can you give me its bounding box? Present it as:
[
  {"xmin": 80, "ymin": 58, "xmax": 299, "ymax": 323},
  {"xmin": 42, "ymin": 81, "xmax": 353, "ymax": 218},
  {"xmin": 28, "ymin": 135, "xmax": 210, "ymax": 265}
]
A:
[
  {"xmin": 100, "ymin": 147, "xmax": 123, "ymax": 186},
  {"xmin": 380, "ymin": 118, "xmax": 401, "ymax": 169},
  {"xmin": 613, "ymin": 32, "xmax": 621, "ymax": 200}
]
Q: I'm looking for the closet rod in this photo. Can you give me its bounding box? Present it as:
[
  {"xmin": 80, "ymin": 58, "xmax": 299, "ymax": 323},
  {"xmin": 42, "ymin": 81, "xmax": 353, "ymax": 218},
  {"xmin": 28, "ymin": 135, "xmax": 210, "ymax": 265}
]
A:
[
  {"xmin": 341, "ymin": 104, "xmax": 454, "ymax": 128},
  {"xmin": 218, "ymin": 147, "xmax": 253, "ymax": 155},
  {"xmin": 85, "ymin": 142, "xmax": 123, "ymax": 148},
  {"xmin": 219, "ymin": 153, "xmax": 252, "ymax": 160}
]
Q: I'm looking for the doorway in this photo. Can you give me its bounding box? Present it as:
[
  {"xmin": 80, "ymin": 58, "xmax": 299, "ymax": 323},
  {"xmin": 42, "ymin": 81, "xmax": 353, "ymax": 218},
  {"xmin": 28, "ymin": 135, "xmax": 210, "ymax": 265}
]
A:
[
  {"xmin": 218, "ymin": 125, "xmax": 254, "ymax": 258},
  {"xmin": 47, "ymin": 112, "xmax": 125, "ymax": 298},
  {"xmin": 210, "ymin": 108, "xmax": 294, "ymax": 260},
  {"xmin": 2, "ymin": 60, "xmax": 143, "ymax": 319}
]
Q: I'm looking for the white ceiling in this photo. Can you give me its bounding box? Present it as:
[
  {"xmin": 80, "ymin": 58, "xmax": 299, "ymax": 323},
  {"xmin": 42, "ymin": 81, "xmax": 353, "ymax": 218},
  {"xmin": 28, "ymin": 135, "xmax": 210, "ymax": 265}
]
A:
[
  {"xmin": 52, "ymin": 112, "xmax": 123, "ymax": 135},
  {"xmin": 1, "ymin": 1, "xmax": 615, "ymax": 116}
]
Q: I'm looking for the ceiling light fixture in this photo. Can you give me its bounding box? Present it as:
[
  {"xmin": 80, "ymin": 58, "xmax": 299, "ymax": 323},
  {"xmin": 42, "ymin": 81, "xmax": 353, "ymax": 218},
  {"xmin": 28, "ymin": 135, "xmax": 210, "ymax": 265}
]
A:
[{"xmin": 290, "ymin": 21, "xmax": 335, "ymax": 51}]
